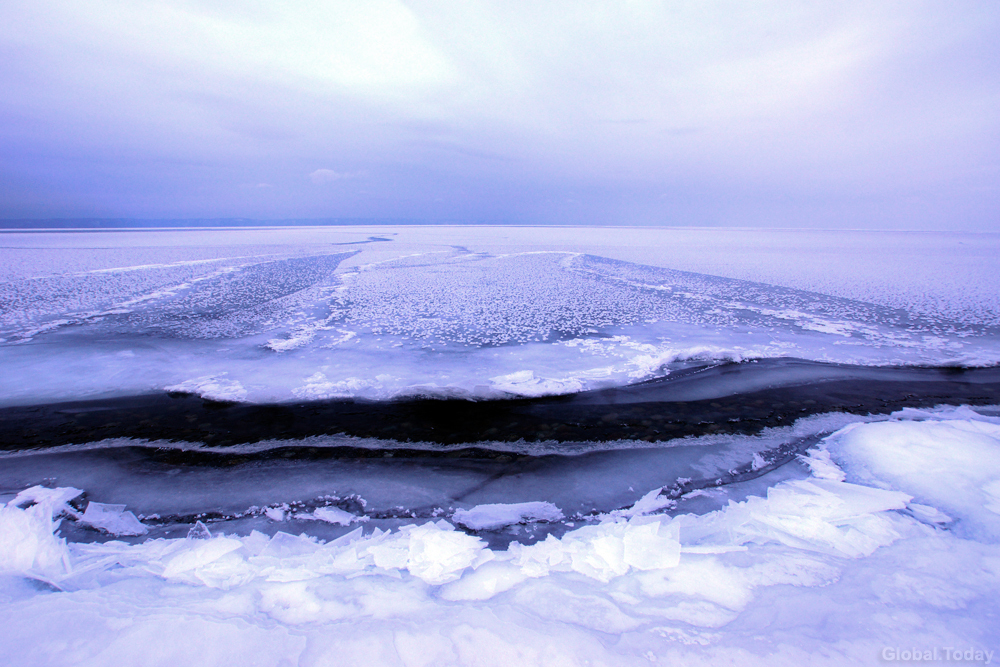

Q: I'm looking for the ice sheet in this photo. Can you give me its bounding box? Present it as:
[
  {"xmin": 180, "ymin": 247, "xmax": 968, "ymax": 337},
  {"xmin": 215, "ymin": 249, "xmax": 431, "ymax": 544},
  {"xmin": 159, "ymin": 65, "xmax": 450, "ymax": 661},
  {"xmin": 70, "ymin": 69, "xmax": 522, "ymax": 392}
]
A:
[{"xmin": 1, "ymin": 227, "xmax": 998, "ymax": 407}]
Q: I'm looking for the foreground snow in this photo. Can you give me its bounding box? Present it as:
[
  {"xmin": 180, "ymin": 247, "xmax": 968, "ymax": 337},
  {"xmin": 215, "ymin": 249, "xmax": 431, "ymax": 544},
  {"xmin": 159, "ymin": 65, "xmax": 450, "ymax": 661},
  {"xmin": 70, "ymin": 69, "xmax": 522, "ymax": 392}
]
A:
[{"xmin": 1, "ymin": 406, "xmax": 998, "ymax": 665}]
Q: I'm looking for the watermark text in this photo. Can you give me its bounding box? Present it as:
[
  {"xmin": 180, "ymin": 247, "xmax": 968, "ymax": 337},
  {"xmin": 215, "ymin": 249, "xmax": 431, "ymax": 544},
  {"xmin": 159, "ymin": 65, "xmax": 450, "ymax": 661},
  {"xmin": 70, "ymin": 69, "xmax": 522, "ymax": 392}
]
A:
[{"xmin": 882, "ymin": 647, "xmax": 994, "ymax": 664}]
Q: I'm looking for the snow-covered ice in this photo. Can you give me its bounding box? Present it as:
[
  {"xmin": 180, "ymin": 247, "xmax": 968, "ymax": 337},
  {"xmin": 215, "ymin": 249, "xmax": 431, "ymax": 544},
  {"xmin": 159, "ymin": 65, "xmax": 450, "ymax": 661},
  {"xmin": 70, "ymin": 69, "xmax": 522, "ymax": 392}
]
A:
[
  {"xmin": 164, "ymin": 375, "xmax": 248, "ymax": 402},
  {"xmin": 1, "ymin": 406, "xmax": 999, "ymax": 664},
  {"xmin": 829, "ymin": 406, "xmax": 1000, "ymax": 542},
  {"xmin": 1, "ymin": 227, "xmax": 998, "ymax": 406}
]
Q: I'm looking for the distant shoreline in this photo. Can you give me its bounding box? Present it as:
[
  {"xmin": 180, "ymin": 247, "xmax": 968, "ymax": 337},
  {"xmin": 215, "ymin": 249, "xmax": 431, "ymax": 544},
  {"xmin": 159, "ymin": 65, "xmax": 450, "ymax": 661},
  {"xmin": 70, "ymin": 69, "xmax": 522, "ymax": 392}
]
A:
[{"xmin": 1, "ymin": 220, "xmax": 991, "ymax": 233}]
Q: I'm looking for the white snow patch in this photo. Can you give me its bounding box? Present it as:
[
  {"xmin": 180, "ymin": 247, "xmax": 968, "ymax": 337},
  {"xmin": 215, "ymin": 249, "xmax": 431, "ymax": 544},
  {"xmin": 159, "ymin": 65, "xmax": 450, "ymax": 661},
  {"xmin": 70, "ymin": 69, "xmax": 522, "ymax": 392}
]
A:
[
  {"xmin": 310, "ymin": 506, "xmax": 368, "ymax": 526},
  {"xmin": 452, "ymin": 502, "xmax": 564, "ymax": 531},
  {"xmin": 292, "ymin": 373, "xmax": 378, "ymax": 400},
  {"xmin": 265, "ymin": 330, "xmax": 315, "ymax": 352},
  {"xmin": 165, "ymin": 375, "xmax": 248, "ymax": 402},
  {"xmin": 488, "ymin": 370, "xmax": 586, "ymax": 397}
]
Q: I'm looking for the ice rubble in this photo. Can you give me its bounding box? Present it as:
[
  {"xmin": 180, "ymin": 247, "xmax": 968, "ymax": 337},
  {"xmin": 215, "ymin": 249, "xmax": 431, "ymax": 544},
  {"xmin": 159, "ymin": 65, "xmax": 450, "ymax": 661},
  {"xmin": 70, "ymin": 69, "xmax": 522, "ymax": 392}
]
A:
[
  {"xmin": 2, "ymin": 407, "xmax": 999, "ymax": 664},
  {"xmin": 0, "ymin": 487, "xmax": 147, "ymax": 561},
  {"xmin": 2, "ymin": 463, "xmax": 907, "ymax": 589}
]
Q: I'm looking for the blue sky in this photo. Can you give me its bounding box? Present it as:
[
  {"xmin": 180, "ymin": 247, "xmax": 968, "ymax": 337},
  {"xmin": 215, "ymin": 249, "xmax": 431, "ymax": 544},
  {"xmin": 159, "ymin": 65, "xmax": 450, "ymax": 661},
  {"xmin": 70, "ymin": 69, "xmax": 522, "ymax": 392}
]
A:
[{"xmin": 1, "ymin": 1, "xmax": 997, "ymax": 229}]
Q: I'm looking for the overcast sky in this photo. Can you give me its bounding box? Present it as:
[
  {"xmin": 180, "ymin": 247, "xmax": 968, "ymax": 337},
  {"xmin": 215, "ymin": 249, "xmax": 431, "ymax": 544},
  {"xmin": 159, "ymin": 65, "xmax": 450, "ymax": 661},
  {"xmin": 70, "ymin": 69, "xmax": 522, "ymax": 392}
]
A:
[{"xmin": 1, "ymin": 1, "xmax": 997, "ymax": 229}]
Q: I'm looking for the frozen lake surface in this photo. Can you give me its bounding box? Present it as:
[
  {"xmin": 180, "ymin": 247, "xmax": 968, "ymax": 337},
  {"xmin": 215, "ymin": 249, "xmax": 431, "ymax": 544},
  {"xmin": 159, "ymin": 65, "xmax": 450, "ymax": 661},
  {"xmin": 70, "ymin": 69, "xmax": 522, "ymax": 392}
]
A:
[
  {"xmin": 1, "ymin": 226, "xmax": 999, "ymax": 665},
  {"xmin": 1, "ymin": 226, "xmax": 999, "ymax": 406}
]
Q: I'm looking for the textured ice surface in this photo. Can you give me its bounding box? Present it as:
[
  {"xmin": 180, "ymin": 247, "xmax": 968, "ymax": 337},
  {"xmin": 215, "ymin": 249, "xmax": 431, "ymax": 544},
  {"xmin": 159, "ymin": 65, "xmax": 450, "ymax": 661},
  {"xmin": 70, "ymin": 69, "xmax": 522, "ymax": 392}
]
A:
[
  {"xmin": 4, "ymin": 228, "xmax": 1000, "ymax": 663},
  {"xmin": 1, "ymin": 227, "xmax": 998, "ymax": 406},
  {"xmin": 1, "ymin": 407, "xmax": 999, "ymax": 665}
]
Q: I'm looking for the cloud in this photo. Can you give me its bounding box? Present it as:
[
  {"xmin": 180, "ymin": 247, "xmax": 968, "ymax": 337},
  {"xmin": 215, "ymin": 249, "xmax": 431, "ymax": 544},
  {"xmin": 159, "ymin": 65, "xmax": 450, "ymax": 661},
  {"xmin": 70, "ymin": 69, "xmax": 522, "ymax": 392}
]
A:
[{"xmin": 0, "ymin": 1, "xmax": 997, "ymax": 228}]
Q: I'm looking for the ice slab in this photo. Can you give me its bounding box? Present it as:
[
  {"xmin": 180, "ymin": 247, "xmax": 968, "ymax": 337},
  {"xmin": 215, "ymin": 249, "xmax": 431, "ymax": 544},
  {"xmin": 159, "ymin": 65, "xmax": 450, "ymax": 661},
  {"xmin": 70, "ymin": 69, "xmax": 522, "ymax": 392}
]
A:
[
  {"xmin": 309, "ymin": 506, "xmax": 367, "ymax": 526},
  {"xmin": 80, "ymin": 502, "xmax": 147, "ymax": 537}
]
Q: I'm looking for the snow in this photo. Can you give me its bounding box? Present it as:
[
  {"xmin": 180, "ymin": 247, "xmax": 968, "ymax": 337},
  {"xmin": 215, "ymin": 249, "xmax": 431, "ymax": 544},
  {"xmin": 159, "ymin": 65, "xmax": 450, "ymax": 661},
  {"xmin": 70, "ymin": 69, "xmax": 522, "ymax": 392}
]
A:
[
  {"xmin": 828, "ymin": 406, "xmax": 1000, "ymax": 542},
  {"xmin": 310, "ymin": 506, "xmax": 367, "ymax": 526},
  {"xmin": 1, "ymin": 407, "xmax": 999, "ymax": 664},
  {"xmin": 488, "ymin": 370, "xmax": 587, "ymax": 397},
  {"xmin": 165, "ymin": 375, "xmax": 248, "ymax": 402},
  {"xmin": 452, "ymin": 502, "xmax": 564, "ymax": 531}
]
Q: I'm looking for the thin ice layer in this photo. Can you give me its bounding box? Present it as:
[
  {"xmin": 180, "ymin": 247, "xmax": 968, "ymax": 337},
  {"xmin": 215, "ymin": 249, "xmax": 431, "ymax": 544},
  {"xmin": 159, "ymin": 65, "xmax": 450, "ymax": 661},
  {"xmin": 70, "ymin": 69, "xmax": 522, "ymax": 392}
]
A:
[{"xmin": 0, "ymin": 411, "xmax": 871, "ymax": 531}]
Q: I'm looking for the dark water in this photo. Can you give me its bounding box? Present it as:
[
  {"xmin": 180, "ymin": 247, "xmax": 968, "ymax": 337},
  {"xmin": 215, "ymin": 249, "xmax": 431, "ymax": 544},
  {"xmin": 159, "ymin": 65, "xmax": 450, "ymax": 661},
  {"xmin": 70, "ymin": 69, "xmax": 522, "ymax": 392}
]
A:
[
  {"xmin": 2, "ymin": 358, "xmax": 998, "ymax": 451},
  {"xmin": 3, "ymin": 358, "xmax": 997, "ymax": 546}
]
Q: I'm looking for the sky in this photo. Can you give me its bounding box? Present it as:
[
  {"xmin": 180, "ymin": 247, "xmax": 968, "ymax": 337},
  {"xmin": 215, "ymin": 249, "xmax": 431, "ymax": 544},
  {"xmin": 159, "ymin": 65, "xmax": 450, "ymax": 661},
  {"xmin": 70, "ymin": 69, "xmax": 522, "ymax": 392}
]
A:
[{"xmin": 0, "ymin": 1, "xmax": 997, "ymax": 229}]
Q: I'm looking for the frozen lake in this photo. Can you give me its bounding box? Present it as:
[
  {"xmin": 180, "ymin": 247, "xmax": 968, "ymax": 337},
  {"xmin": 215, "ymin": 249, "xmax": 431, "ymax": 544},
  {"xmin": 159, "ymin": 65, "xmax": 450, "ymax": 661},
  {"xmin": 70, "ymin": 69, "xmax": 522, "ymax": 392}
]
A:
[
  {"xmin": 2, "ymin": 226, "xmax": 999, "ymax": 406},
  {"xmin": 2, "ymin": 226, "xmax": 999, "ymax": 665}
]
